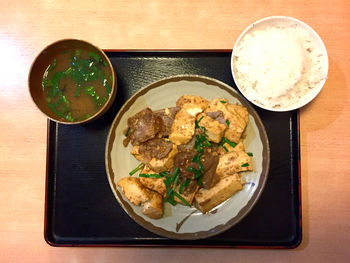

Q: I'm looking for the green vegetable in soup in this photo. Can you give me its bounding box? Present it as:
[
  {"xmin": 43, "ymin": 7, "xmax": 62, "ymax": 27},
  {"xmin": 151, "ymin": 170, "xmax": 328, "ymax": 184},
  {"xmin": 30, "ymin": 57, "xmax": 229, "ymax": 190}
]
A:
[{"xmin": 41, "ymin": 49, "xmax": 112, "ymax": 121}]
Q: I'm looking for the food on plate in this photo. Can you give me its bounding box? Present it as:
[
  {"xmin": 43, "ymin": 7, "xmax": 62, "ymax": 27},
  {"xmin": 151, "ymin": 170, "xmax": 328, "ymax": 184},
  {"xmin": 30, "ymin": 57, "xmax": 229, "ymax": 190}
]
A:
[
  {"xmin": 117, "ymin": 177, "xmax": 163, "ymax": 219},
  {"xmin": 195, "ymin": 174, "xmax": 243, "ymax": 213},
  {"xmin": 233, "ymin": 23, "xmax": 328, "ymax": 109},
  {"xmin": 41, "ymin": 49, "xmax": 113, "ymax": 122},
  {"xmin": 118, "ymin": 95, "xmax": 254, "ymax": 219}
]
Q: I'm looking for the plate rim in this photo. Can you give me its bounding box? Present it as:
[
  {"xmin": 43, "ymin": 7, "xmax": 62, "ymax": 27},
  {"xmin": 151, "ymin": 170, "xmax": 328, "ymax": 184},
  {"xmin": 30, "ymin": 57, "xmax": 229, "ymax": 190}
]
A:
[{"xmin": 105, "ymin": 74, "xmax": 270, "ymax": 240}]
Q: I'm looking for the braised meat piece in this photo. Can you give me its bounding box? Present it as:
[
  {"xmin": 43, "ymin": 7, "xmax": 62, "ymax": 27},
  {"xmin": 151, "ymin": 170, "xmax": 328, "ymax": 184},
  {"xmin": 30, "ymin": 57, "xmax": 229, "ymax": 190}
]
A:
[
  {"xmin": 206, "ymin": 111, "xmax": 226, "ymax": 124},
  {"xmin": 177, "ymin": 133, "xmax": 196, "ymax": 152},
  {"xmin": 201, "ymin": 152, "xmax": 220, "ymax": 189},
  {"xmin": 173, "ymin": 151, "xmax": 199, "ymax": 180},
  {"xmin": 126, "ymin": 108, "xmax": 163, "ymax": 146},
  {"xmin": 154, "ymin": 107, "xmax": 180, "ymax": 137},
  {"xmin": 181, "ymin": 179, "xmax": 198, "ymax": 195},
  {"xmin": 174, "ymin": 150, "xmax": 220, "ymax": 190},
  {"xmin": 139, "ymin": 138, "xmax": 173, "ymax": 161}
]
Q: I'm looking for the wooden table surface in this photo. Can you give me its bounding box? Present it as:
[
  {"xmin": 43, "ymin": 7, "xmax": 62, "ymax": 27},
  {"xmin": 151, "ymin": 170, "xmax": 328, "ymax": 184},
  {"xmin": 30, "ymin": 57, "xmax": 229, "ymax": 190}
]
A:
[{"xmin": 1, "ymin": 0, "xmax": 349, "ymax": 262}]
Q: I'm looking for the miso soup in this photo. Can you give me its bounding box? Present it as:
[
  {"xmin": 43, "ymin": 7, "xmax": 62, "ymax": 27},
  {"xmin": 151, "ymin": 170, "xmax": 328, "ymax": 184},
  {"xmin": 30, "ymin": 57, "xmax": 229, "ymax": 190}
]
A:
[{"xmin": 41, "ymin": 49, "xmax": 112, "ymax": 122}]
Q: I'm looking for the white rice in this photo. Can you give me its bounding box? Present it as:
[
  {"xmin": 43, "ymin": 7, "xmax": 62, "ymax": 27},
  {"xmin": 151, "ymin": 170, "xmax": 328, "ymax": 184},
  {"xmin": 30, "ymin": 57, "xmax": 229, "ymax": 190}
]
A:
[{"xmin": 233, "ymin": 22, "xmax": 328, "ymax": 109}]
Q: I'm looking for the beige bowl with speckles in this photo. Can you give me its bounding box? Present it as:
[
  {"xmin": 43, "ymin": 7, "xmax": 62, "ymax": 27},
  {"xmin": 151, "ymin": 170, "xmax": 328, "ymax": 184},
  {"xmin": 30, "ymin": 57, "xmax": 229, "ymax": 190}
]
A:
[{"xmin": 105, "ymin": 75, "xmax": 270, "ymax": 240}]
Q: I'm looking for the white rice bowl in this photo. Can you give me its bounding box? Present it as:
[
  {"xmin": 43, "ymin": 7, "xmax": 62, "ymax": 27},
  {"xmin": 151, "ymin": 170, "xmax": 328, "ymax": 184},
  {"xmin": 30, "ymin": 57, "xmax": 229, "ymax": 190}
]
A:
[{"xmin": 231, "ymin": 16, "xmax": 328, "ymax": 111}]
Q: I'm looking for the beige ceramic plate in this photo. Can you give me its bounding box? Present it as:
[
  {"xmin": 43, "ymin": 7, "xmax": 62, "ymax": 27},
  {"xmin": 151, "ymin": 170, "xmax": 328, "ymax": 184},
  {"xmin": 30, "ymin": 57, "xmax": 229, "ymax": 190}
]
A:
[{"xmin": 105, "ymin": 75, "xmax": 270, "ymax": 239}]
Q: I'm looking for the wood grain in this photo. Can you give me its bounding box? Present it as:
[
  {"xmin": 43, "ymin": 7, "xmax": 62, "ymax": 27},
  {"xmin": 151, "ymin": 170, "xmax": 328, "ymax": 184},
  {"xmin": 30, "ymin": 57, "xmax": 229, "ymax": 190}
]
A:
[{"xmin": 1, "ymin": 0, "xmax": 350, "ymax": 262}]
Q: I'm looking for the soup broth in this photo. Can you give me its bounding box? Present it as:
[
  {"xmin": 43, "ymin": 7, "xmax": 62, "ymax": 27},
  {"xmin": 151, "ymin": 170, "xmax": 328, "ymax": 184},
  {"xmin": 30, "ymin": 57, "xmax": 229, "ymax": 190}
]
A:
[{"xmin": 42, "ymin": 49, "xmax": 112, "ymax": 122}]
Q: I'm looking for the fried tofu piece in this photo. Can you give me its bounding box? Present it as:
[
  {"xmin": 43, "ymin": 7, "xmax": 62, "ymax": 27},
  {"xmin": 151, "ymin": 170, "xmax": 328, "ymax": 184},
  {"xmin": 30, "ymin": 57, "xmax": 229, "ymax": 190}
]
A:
[
  {"xmin": 194, "ymin": 174, "xmax": 243, "ymax": 213},
  {"xmin": 176, "ymin": 95, "xmax": 209, "ymax": 116},
  {"xmin": 225, "ymin": 116, "xmax": 246, "ymax": 143},
  {"xmin": 217, "ymin": 140, "xmax": 245, "ymax": 155},
  {"xmin": 197, "ymin": 113, "xmax": 227, "ymax": 143},
  {"xmin": 174, "ymin": 185, "xmax": 200, "ymax": 206},
  {"xmin": 131, "ymin": 144, "xmax": 178, "ymax": 173},
  {"xmin": 117, "ymin": 177, "xmax": 163, "ymax": 219},
  {"xmin": 169, "ymin": 109, "xmax": 196, "ymax": 145},
  {"xmin": 228, "ymin": 104, "xmax": 249, "ymax": 125},
  {"xmin": 216, "ymin": 151, "xmax": 252, "ymax": 178},
  {"xmin": 205, "ymin": 99, "xmax": 248, "ymax": 143},
  {"xmin": 139, "ymin": 166, "xmax": 167, "ymax": 197},
  {"xmin": 142, "ymin": 191, "xmax": 163, "ymax": 219},
  {"xmin": 117, "ymin": 177, "xmax": 151, "ymax": 205}
]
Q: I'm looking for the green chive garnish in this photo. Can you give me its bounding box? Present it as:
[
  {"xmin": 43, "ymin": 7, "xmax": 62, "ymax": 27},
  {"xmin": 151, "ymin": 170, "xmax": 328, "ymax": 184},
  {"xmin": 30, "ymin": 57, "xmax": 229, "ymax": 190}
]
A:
[
  {"xmin": 226, "ymin": 119, "xmax": 230, "ymax": 126},
  {"xmin": 160, "ymin": 171, "xmax": 169, "ymax": 177},
  {"xmin": 220, "ymin": 100, "xmax": 227, "ymax": 104},
  {"xmin": 139, "ymin": 173, "xmax": 165, "ymax": 178},
  {"xmin": 168, "ymin": 199, "xmax": 177, "ymax": 206},
  {"xmin": 165, "ymin": 191, "xmax": 177, "ymax": 206},
  {"xmin": 187, "ymin": 166, "xmax": 196, "ymax": 173},
  {"xmin": 195, "ymin": 115, "xmax": 205, "ymax": 129},
  {"xmin": 65, "ymin": 112, "xmax": 74, "ymax": 122},
  {"xmin": 163, "ymin": 177, "xmax": 171, "ymax": 191},
  {"xmin": 172, "ymin": 173, "xmax": 179, "ymax": 191},
  {"xmin": 197, "ymin": 176, "xmax": 203, "ymax": 186},
  {"xmin": 179, "ymin": 183, "xmax": 184, "ymax": 194},
  {"xmin": 89, "ymin": 51, "xmax": 101, "ymax": 62},
  {"xmin": 247, "ymin": 152, "xmax": 253, "ymax": 157},
  {"xmin": 74, "ymin": 84, "xmax": 81, "ymax": 97},
  {"xmin": 171, "ymin": 168, "xmax": 180, "ymax": 183},
  {"xmin": 194, "ymin": 171, "xmax": 202, "ymax": 179},
  {"xmin": 191, "ymin": 153, "xmax": 201, "ymax": 163},
  {"xmin": 129, "ymin": 163, "xmax": 145, "ymax": 176},
  {"xmin": 174, "ymin": 191, "xmax": 191, "ymax": 206},
  {"xmin": 184, "ymin": 178, "xmax": 190, "ymax": 187},
  {"xmin": 48, "ymin": 59, "xmax": 57, "ymax": 72},
  {"xmin": 219, "ymin": 137, "xmax": 236, "ymax": 149},
  {"xmin": 195, "ymin": 120, "xmax": 199, "ymax": 129},
  {"xmin": 224, "ymin": 137, "xmax": 236, "ymax": 148},
  {"xmin": 125, "ymin": 127, "xmax": 130, "ymax": 137},
  {"xmin": 241, "ymin": 162, "xmax": 249, "ymax": 167}
]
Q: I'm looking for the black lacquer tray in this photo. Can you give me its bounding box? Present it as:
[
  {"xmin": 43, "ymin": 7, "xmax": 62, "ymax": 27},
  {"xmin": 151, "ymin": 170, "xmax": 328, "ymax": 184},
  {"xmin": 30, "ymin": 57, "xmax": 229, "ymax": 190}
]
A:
[{"xmin": 44, "ymin": 51, "xmax": 301, "ymax": 248}]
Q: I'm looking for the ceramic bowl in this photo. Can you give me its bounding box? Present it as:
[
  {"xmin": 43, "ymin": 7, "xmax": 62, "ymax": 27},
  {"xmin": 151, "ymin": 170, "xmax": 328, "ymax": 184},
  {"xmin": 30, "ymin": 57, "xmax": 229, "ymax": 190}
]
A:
[
  {"xmin": 105, "ymin": 75, "xmax": 270, "ymax": 239},
  {"xmin": 231, "ymin": 16, "xmax": 328, "ymax": 111},
  {"xmin": 28, "ymin": 39, "xmax": 117, "ymax": 124}
]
